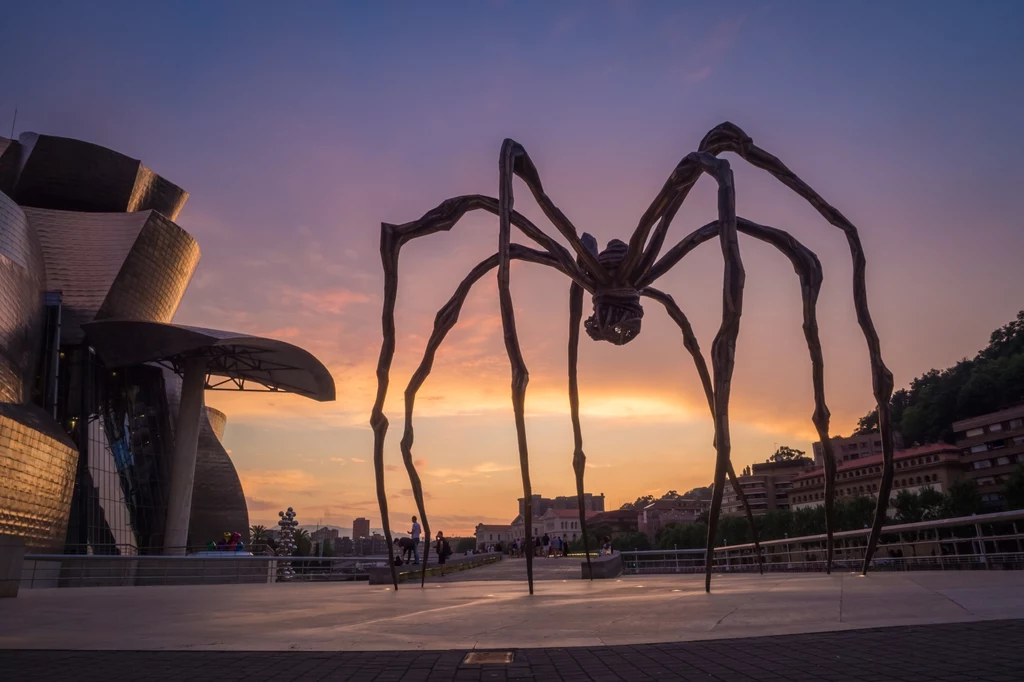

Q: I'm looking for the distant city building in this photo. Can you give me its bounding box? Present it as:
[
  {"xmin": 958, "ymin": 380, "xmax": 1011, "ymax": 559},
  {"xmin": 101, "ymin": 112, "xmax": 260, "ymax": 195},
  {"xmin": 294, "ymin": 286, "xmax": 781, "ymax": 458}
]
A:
[
  {"xmin": 812, "ymin": 432, "xmax": 904, "ymax": 467},
  {"xmin": 517, "ymin": 492, "xmax": 605, "ymax": 518},
  {"xmin": 353, "ymin": 517, "xmax": 370, "ymax": 539},
  {"xmin": 585, "ymin": 509, "xmax": 639, "ymax": 537},
  {"xmin": 475, "ymin": 523, "xmax": 512, "ymax": 549},
  {"xmin": 638, "ymin": 498, "xmax": 708, "ymax": 540},
  {"xmin": 509, "ymin": 509, "xmax": 598, "ymax": 543},
  {"xmin": 954, "ymin": 404, "xmax": 1024, "ymax": 510},
  {"xmin": 310, "ymin": 527, "xmax": 339, "ymax": 544},
  {"xmin": 353, "ymin": 533, "xmax": 391, "ymax": 556},
  {"xmin": 722, "ymin": 458, "xmax": 815, "ymax": 516},
  {"xmin": 789, "ymin": 443, "xmax": 963, "ymax": 511},
  {"xmin": 337, "ymin": 536, "xmax": 354, "ymax": 555}
]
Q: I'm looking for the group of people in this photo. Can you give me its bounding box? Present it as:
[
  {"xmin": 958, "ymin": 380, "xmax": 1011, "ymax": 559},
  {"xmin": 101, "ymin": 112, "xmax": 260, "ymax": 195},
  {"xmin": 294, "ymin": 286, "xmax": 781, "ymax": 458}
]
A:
[
  {"xmin": 393, "ymin": 515, "xmax": 453, "ymax": 567},
  {"xmin": 509, "ymin": 533, "xmax": 570, "ymax": 558}
]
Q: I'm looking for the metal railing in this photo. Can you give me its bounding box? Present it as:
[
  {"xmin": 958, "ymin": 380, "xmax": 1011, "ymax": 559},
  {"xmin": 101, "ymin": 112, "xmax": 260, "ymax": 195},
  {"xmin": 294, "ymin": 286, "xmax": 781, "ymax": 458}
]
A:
[
  {"xmin": 19, "ymin": 554, "xmax": 380, "ymax": 589},
  {"xmin": 621, "ymin": 509, "xmax": 1024, "ymax": 575}
]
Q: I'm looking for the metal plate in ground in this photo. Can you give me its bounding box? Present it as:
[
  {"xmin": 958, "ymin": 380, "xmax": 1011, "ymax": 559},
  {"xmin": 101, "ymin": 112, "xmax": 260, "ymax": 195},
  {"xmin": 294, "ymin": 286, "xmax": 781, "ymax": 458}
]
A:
[{"xmin": 463, "ymin": 652, "xmax": 514, "ymax": 664}]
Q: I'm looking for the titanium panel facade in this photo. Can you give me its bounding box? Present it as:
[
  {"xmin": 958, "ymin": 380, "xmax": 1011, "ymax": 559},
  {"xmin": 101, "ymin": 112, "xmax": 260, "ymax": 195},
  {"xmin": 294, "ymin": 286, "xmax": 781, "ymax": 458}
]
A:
[
  {"xmin": 12, "ymin": 133, "xmax": 188, "ymax": 220},
  {"xmin": 0, "ymin": 402, "xmax": 78, "ymax": 552},
  {"xmin": 0, "ymin": 191, "xmax": 44, "ymax": 403},
  {"xmin": 24, "ymin": 208, "xmax": 200, "ymax": 344},
  {"xmin": 96, "ymin": 213, "xmax": 200, "ymax": 324},
  {"xmin": 188, "ymin": 407, "xmax": 249, "ymax": 549},
  {"xmin": 25, "ymin": 208, "xmax": 149, "ymax": 343},
  {"xmin": 0, "ymin": 138, "xmax": 20, "ymax": 196}
]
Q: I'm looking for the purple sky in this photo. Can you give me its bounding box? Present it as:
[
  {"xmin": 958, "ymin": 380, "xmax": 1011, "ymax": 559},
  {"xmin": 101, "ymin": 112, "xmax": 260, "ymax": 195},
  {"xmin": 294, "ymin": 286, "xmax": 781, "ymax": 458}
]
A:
[{"xmin": 3, "ymin": 1, "xmax": 1023, "ymax": 534}]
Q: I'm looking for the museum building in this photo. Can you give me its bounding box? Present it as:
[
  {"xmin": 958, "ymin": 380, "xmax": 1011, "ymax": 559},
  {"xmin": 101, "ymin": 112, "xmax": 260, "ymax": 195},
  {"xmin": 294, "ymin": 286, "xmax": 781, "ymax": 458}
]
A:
[{"xmin": 0, "ymin": 132, "xmax": 334, "ymax": 555}]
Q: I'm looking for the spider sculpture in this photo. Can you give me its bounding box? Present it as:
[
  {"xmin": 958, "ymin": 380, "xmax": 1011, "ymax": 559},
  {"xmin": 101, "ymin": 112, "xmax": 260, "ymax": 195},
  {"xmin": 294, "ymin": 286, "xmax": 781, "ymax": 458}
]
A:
[{"xmin": 369, "ymin": 122, "xmax": 895, "ymax": 594}]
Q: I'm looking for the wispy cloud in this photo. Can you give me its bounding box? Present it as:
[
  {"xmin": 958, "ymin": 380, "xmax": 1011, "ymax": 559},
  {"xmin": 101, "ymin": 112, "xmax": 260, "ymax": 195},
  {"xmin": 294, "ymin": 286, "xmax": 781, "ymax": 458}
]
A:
[{"xmin": 280, "ymin": 286, "xmax": 372, "ymax": 315}]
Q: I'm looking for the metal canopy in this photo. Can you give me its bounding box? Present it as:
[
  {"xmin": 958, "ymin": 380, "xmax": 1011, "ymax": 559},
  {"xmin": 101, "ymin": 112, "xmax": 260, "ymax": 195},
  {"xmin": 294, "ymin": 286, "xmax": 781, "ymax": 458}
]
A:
[{"xmin": 82, "ymin": 320, "xmax": 336, "ymax": 402}]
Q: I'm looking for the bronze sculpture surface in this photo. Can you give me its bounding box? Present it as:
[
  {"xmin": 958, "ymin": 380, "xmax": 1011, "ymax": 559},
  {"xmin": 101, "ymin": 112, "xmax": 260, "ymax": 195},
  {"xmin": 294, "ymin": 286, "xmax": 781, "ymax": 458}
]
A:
[{"xmin": 369, "ymin": 122, "xmax": 894, "ymax": 594}]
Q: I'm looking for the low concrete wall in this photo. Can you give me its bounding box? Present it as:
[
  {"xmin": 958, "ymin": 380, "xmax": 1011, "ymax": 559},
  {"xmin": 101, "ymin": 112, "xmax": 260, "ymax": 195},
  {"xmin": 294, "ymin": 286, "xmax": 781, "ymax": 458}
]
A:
[
  {"xmin": 22, "ymin": 557, "xmax": 277, "ymax": 588},
  {"xmin": 134, "ymin": 558, "xmax": 276, "ymax": 586},
  {"xmin": 368, "ymin": 552, "xmax": 502, "ymax": 585},
  {"xmin": 0, "ymin": 535, "xmax": 26, "ymax": 597},
  {"xmin": 20, "ymin": 560, "xmax": 61, "ymax": 588},
  {"xmin": 58, "ymin": 558, "xmax": 138, "ymax": 587},
  {"xmin": 581, "ymin": 552, "xmax": 622, "ymax": 579}
]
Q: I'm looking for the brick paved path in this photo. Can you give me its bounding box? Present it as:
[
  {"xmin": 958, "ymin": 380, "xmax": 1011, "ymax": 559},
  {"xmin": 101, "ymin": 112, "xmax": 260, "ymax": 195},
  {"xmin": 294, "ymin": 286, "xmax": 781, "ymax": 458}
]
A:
[{"xmin": 3, "ymin": 619, "xmax": 1021, "ymax": 681}]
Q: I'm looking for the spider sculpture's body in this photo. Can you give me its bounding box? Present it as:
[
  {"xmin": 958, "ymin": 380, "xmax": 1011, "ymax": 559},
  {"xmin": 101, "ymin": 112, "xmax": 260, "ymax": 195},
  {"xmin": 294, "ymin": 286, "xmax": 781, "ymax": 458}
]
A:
[{"xmin": 370, "ymin": 122, "xmax": 895, "ymax": 594}]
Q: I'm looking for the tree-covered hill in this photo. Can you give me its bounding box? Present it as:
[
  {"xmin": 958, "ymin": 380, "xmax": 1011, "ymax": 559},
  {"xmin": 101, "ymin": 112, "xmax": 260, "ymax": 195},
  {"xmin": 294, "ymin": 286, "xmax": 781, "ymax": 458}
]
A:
[{"xmin": 854, "ymin": 311, "xmax": 1024, "ymax": 444}]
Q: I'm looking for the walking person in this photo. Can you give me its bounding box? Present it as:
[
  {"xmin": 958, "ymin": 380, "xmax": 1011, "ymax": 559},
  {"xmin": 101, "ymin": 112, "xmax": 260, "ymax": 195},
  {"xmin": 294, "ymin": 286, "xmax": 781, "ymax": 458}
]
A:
[
  {"xmin": 409, "ymin": 515, "xmax": 422, "ymax": 565},
  {"xmin": 562, "ymin": 535, "xmax": 569, "ymax": 557},
  {"xmin": 435, "ymin": 531, "xmax": 452, "ymax": 568},
  {"xmin": 541, "ymin": 533, "xmax": 550, "ymax": 558}
]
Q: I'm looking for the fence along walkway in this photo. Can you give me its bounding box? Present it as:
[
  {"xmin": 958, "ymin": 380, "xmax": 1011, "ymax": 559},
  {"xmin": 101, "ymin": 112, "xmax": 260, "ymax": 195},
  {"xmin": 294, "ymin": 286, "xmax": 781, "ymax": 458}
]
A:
[{"xmin": 622, "ymin": 508, "xmax": 1024, "ymax": 574}]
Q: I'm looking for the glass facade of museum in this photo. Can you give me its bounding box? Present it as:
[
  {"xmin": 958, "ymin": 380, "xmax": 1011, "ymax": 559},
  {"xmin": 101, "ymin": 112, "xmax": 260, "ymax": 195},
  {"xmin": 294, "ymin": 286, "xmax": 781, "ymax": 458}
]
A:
[{"xmin": 61, "ymin": 353, "xmax": 177, "ymax": 555}]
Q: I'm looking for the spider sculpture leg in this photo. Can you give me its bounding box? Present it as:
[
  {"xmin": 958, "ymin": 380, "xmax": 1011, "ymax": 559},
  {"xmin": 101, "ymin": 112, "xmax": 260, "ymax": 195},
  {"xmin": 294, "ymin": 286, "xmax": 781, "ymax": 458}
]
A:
[
  {"xmin": 496, "ymin": 138, "xmax": 613, "ymax": 594},
  {"xmin": 371, "ymin": 196, "xmax": 593, "ymax": 590},
  {"xmin": 602, "ymin": 149, "xmax": 744, "ymax": 593},
  {"xmin": 641, "ymin": 287, "xmax": 765, "ymax": 574},
  {"xmin": 397, "ymin": 245, "xmax": 571, "ymax": 586},
  {"xmin": 699, "ymin": 157, "xmax": 743, "ymax": 594},
  {"xmin": 642, "ymin": 216, "xmax": 838, "ymax": 572},
  {"xmin": 498, "ymin": 141, "xmax": 538, "ymax": 595},
  {"xmin": 696, "ymin": 124, "xmax": 894, "ymax": 575},
  {"xmin": 568, "ymin": 278, "xmax": 594, "ymax": 578},
  {"xmin": 620, "ymin": 123, "xmax": 890, "ymax": 574}
]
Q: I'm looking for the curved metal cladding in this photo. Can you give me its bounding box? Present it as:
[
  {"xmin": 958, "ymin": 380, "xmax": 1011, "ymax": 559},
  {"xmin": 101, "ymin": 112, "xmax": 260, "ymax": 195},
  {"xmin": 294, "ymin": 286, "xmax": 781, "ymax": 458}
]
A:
[
  {"xmin": 11, "ymin": 133, "xmax": 188, "ymax": 220},
  {"xmin": 0, "ymin": 191, "xmax": 45, "ymax": 403},
  {"xmin": 96, "ymin": 213, "xmax": 200, "ymax": 324},
  {"xmin": 24, "ymin": 209, "xmax": 199, "ymax": 343},
  {"xmin": 25, "ymin": 208, "xmax": 149, "ymax": 343},
  {"xmin": 0, "ymin": 138, "xmax": 21, "ymax": 196},
  {"xmin": 188, "ymin": 407, "xmax": 250, "ymax": 549},
  {"xmin": 0, "ymin": 402, "xmax": 78, "ymax": 552}
]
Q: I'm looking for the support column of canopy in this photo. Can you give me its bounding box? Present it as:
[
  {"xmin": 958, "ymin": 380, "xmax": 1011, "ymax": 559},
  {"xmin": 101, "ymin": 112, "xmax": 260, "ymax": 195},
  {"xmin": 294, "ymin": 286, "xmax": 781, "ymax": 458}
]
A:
[{"xmin": 163, "ymin": 356, "xmax": 208, "ymax": 554}]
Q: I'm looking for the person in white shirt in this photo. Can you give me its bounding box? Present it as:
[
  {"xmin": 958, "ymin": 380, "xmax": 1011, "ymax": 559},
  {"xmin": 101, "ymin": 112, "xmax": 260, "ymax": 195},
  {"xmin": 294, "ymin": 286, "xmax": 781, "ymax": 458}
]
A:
[{"xmin": 409, "ymin": 516, "xmax": 421, "ymax": 565}]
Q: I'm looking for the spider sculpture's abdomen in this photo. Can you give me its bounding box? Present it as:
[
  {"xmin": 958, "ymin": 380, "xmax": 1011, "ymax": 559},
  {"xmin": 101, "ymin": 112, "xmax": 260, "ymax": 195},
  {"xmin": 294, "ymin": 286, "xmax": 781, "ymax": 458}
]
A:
[{"xmin": 584, "ymin": 239, "xmax": 644, "ymax": 345}]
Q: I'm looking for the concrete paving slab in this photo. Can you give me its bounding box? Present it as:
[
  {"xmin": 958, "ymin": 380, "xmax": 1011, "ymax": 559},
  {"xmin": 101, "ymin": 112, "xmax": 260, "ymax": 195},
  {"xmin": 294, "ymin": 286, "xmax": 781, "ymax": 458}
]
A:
[{"xmin": 1, "ymin": 570, "xmax": 1022, "ymax": 651}]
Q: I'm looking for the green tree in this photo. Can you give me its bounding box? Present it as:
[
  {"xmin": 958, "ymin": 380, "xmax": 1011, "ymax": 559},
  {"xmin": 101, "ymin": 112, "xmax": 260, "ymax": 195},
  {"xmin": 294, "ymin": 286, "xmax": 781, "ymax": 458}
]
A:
[
  {"xmin": 612, "ymin": 532, "xmax": 651, "ymax": 552},
  {"xmin": 249, "ymin": 525, "xmax": 270, "ymax": 553},
  {"xmin": 681, "ymin": 486, "xmax": 712, "ymax": 500},
  {"xmin": 919, "ymin": 487, "xmax": 945, "ymax": 519},
  {"xmin": 893, "ymin": 490, "xmax": 923, "ymax": 524},
  {"xmin": 294, "ymin": 528, "xmax": 312, "ymax": 556},
  {"xmin": 657, "ymin": 522, "xmax": 707, "ymax": 550},
  {"xmin": 1004, "ymin": 465, "xmax": 1024, "ymax": 511},
  {"xmin": 620, "ymin": 494, "xmax": 655, "ymax": 510},
  {"xmin": 854, "ymin": 311, "xmax": 1024, "ymax": 444},
  {"xmin": 943, "ymin": 480, "xmax": 982, "ymax": 518},
  {"xmin": 835, "ymin": 496, "xmax": 875, "ymax": 530},
  {"xmin": 769, "ymin": 446, "xmax": 807, "ymax": 463},
  {"xmin": 455, "ymin": 537, "xmax": 476, "ymax": 553}
]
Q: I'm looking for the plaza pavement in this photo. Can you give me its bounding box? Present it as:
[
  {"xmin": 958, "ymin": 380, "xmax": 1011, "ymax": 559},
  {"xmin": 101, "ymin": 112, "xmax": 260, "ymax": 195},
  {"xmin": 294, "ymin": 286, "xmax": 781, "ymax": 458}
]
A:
[
  {"xmin": 2, "ymin": 562, "xmax": 1023, "ymax": 652},
  {"xmin": 3, "ymin": 619, "xmax": 1023, "ymax": 681}
]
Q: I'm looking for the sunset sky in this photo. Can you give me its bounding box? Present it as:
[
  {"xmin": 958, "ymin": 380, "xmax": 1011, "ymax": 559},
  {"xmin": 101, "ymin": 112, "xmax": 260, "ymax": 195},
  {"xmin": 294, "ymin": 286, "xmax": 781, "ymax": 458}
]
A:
[{"xmin": 3, "ymin": 2, "xmax": 1023, "ymax": 535}]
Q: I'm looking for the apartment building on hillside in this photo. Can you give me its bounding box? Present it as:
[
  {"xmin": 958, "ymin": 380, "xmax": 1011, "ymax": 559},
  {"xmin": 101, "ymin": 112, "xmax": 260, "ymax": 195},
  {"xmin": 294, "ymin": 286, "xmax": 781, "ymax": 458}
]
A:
[{"xmin": 954, "ymin": 404, "xmax": 1024, "ymax": 510}]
